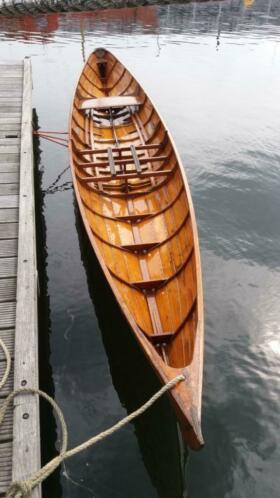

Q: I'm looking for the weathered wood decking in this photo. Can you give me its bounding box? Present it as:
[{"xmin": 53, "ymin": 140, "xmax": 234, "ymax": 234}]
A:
[{"xmin": 0, "ymin": 60, "xmax": 40, "ymax": 497}]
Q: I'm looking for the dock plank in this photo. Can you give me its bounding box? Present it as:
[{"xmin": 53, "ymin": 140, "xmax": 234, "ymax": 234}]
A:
[
  {"xmin": 0, "ymin": 79, "xmax": 22, "ymax": 86},
  {"xmin": 0, "ymin": 64, "xmax": 17, "ymax": 494},
  {"xmin": 0, "ymin": 115, "xmax": 21, "ymax": 121},
  {"xmin": 0, "ymin": 145, "xmax": 20, "ymax": 154},
  {"xmin": 0, "ymin": 172, "xmax": 19, "ymax": 183},
  {"xmin": 0, "ymin": 155, "xmax": 20, "ymax": 165},
  {"xmin": 0, "ymin": 164, "xmax": 19, "ymax": 173},
  {"xmin": 0, "ymin": 328, "xmax": 15, "ymax": 355},
  {"xmin": 0, "ymin": 59, "xmax": 40, "ymax": 497},
  {"xmin": 0, "ymin": 138, "xmax": 21, "ymax": 146},
  {"xmin": 0, "ymin": 239, "xmax": 17, "ymax": 257},
  {"xmin": 0, "ymin": 223, "xmax": 18, "ymax": 239},
  {"xmin": 0, "ymin": 257, "xmax": 17, "ymax": 278},
  {"xmin": 0, "ymin": 279, "xmax": 16, "ymax": 302},
  {"xmin": 0, "ymin": 364, "xmax": 13, "ymax": 398},
  {"xmin": 12, "ymin": 59, "xmax": 41, "ymax": 497},
  {"xmin": 0, "ymin": 85, "xmax": 22, "ymax": 93},
  {"xmin": 0, "ymin": 209, "xmax": 18, "ymax": 223},
  {"xmin": 0, "ymin": 440, "xmax": 12, "ymax": 456},
  {"xmin": 0, "ymin": 196, "xmax": 18, "ymax": 209},
  {"xmin": 0, "ymin": 402, "xmax": 13, "ymax": 437},
  {"xmin": 0, "ymin": 184, "xmax": 19, "ymax": 196},
  {"xmin": 0, "ymin": 302, "xmax": 16, "ymax": 329},
  {"xmin": 0, "ymin": 135, "xmax": 20, "ymax": 143},
  {"xmin": 0, "ymin": 107, "xmax": 22, "ymax": 114},
  {"xmin": 0, "ymin": 442, "xmax": 12, "ymax": 492}
]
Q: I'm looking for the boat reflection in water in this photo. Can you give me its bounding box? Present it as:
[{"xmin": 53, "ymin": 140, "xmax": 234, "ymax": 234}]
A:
[{"xmin": 74, "ymin": 200, "xmax": 188, "ymax": 498}]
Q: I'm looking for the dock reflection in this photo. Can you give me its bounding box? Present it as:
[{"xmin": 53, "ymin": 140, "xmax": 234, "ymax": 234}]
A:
[
  {"xmin": 0, "ymin": 0, "xmax": 278, "ymax": 48},
  {"xmin": 74, "ymin": 199, "xmax": 188, "ymax": 498},
  {"xmin": 33, "ymin": 110, "xmax": 62, "ymax": 498}
]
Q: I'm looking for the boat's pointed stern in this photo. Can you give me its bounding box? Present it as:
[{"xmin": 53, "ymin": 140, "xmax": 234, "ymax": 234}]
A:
[
  {"xmin": 133, "ymin": 325, "xmax": 204, "ymax": 450},
  {"xmin": 178, "ymin": 403, "xmax": 204, "ymax": 450},
  {"xmin": 170, "ymin": 372, "xmax": 204, "ymax": 450},
  {"xmin": 165, "ymin": 319, "xmax": 204, "ymax": 450}
]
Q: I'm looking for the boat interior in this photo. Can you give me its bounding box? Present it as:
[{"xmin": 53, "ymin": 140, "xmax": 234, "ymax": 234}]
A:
[{"xmin": 70, "ymin": 48, "xmax": 200, "ymax": 370}]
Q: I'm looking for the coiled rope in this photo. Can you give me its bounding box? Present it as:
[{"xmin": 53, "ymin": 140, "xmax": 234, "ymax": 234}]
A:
[{"xmin": 0, "ymin": 337, "xmax": 184, "ymax": 498}]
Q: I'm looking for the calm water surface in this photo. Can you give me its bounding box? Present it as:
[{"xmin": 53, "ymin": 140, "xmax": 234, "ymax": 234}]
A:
[{"xmin": 1, "ymin": 0, "xmax": 280, "ymax": 497}]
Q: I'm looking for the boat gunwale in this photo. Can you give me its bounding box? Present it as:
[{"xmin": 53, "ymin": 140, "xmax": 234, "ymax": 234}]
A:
[{"xmin": 68, "ymin": 48, "xmax": 204, "ymax": 450}]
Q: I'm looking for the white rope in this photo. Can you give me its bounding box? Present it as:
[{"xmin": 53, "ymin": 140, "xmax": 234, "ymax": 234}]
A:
[
  {"xmin": 0, "ymin": 338, "xmax": 11, "ymax": 389},
  {"xmin": 0, "ymin": 336, "xmax": 185, "ymax": 498}
]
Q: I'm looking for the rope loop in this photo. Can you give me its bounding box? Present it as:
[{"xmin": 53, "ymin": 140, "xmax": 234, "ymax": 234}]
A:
[
  {"xmin": 0, "ymin": 334, "xmax": 185, "ymax": 498},
  {"xmin": 5, "ymin": 481, "xmax": 32, "ymax": 498},
  {"xmin": 0, "ymin": 338, "xmax": 11, "ymax": 390}
]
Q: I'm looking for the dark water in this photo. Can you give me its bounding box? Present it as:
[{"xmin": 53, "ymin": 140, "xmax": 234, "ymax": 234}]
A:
[{"xmin": 1, "ymin": 0, "xmax": 280, "ymax": 497}]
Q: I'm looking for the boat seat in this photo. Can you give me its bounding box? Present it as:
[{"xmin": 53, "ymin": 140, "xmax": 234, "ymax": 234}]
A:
[
  {"xmin": 77, "ymin": 143, "xmax": 171, "ymax": 185},
  {"xmin": 76, "ymin": 142, "xmax": 163, "ymax": 156},
  {"xmin": 79, "ymin": 95, "xmax": 143, "ymax": 111},
  {"xmin": 79, "ymin": 169, "xmax": 172, "ymax": 184},
  {"xmin": 78, "ymin": 155, "xmax": 168, "ymax": 170}
]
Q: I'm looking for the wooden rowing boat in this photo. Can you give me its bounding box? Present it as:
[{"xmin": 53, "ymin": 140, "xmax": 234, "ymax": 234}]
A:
[{"xmin": 69, "ymin": 48, "xmax": 204, "ymax": 450}]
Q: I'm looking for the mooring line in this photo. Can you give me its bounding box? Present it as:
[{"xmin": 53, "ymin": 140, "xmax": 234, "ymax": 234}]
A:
[
  {"xmin": 42, "ymin": 165, "xmax": 71, "ymax": 194},
  {"xmin": 44, "ymin": 180, "xmax": 73, "ymax": 194},
  {"xmin": 0, "ymin": 339, "xmax": 11, "ymax": 390},
  {"xmin": 32, "ymin": 128, "xmax": 72, "ymax": 194},
  {"xmin": 0, "ymin": 337, "xmax": 185, "ymax": 498},
  {"xmin": 33, "ymin": 130, "xmax": 69, "ymax": 148}
]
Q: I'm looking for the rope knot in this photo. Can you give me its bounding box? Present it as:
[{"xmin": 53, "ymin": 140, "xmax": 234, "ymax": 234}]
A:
[
  {"xmin": 5, "ymin": 481, "xmax": 32, "ymax": 498},
  {"xmin": 1, "ymin": 333, "xmax": 185, "ymax": 498}
]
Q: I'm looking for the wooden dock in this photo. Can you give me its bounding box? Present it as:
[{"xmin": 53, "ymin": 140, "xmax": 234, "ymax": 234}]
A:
[{"xmin": 0, "ymin": 60, "xmax": 41, "ymax": 497}]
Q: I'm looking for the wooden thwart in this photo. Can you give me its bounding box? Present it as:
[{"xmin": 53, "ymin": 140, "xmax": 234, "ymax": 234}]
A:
[
  {"xmin": 78, "ymin": 154, "xmax": 167, "ymax": 169},
  {"xmin": 79, "ymin": 95, "xmax": 143, "ymax": 110},
  {"xmin": 79, "ymin": 169, "xmax": 172, "ymax": 183},
  {"xmin": 76, "ymin": 142, "xmax": 162, "ymax": 156},
  {"xmin": 69, "ymin": 49, "xmax": 204, "ymax": 451}
]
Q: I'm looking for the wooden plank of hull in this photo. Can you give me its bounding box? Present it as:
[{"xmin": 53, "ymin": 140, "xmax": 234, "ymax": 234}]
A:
[{"xmin": 69, "ymin": 48, "xmax": 204, "ymax": 450}]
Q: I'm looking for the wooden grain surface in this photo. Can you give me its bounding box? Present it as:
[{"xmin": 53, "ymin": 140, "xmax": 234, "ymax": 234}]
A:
[
  {"xmin": 0, "ymin": 59, "xmax": 41, "ymax": 496},
  {"xmin": 70, "ymin": 49, "xmax": 204, "ymax": 449},
  {"xmin": 0, "ymin": 61, "xmax": 20, "ymax": 495},
  {"xmin": 12, "ymin": 58, "xmax": 41, "ymax": 498}
]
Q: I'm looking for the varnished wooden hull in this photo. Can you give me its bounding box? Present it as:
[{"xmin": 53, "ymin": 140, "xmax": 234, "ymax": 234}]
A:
[{"xmin": 69, "ymin": 49, "xmax": 204, "ymax": 450}]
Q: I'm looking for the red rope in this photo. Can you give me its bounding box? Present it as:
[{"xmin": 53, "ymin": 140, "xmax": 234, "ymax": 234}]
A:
[
  {"xmin": 33, "ymin": 130, "xmax": 69, "ymax": 147},
  {"xmin": 34, "ymin": 131, "xmax": 68, "ymax": 135}
]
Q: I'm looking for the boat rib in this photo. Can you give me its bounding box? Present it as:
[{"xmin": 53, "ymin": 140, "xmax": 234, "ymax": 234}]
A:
[{"xmin": 69, "ymin": 48, "xmax": 204, "ymax": 450}]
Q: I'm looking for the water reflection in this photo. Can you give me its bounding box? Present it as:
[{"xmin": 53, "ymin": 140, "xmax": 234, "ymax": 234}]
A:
[
  {"xmin": 0, "ymin": 1, "xmax": 279, "ymax": 45},
  {"xmin": 1, "ymin": 1, "xmax": 280, "ymax": 497},
  {"xmin": 33, "ymin": 110, "xmax": 62, "ymax": 498},
  {"xmin": 187, "ymin": 250, "xmax": 280, "ymax": 498},
  {"xmin": 0, "ymin": 7, "xmax": 158, "ymax": 43},
  {"xmin": 194, "ymin": 150, "xmax": 280, "ymax": 269}
]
